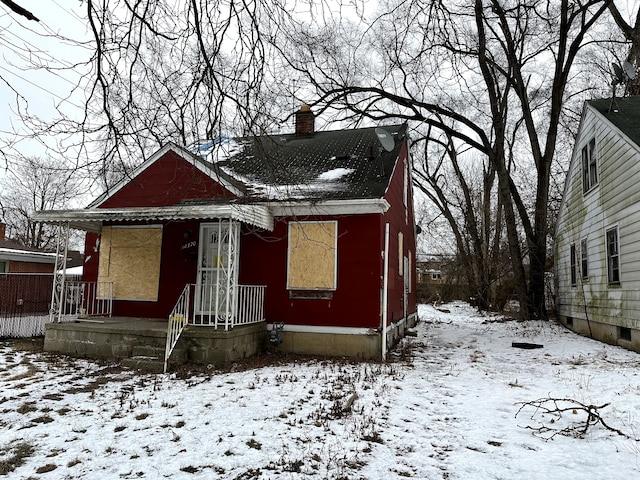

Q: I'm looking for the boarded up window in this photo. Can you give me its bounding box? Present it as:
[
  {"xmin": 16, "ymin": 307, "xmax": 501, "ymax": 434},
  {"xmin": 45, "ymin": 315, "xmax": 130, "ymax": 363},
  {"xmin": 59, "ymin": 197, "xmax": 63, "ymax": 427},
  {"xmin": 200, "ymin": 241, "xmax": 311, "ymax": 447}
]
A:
[
  {"xmin": 287, "ymin": 221, "xmax": 337, "ymax": 290},
  {"xmin": 98, "ymin": 225, "xmax": 163, "ymax": 301}
]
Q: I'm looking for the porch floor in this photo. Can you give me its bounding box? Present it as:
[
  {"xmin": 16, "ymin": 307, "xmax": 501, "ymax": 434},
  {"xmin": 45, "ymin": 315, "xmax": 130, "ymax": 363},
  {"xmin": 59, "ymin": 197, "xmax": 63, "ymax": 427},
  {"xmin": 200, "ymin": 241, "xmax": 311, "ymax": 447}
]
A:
[{"xmin": 54, "ymin": 316, "xmax": 169, "ymax": 334}]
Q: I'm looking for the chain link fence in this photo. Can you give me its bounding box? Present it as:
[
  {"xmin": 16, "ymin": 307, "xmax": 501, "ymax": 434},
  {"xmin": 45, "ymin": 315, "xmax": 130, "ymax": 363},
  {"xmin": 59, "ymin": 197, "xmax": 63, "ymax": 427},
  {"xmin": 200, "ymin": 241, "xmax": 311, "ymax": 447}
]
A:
[{"xmin": 0, "ymin": 273, "xmax": 78, "ymax": 338}]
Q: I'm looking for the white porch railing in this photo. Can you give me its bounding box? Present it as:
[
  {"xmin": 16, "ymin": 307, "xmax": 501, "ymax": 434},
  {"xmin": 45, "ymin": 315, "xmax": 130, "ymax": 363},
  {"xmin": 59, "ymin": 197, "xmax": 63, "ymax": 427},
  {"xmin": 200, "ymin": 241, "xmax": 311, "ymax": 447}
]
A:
[
  {"xmin": 191, "ymin": 283, "xmax": 266, "ymax": 329},
  {"xmin": 236, "ymin": 285, "xmax": 267, "ymax": 326},
  {"xmin": 61, "ymin": 281, "xmax": 114, "ymax": 319},
  {"xmin": 164, "ymin": 283, "xmax": 266, "ymax": 372}
]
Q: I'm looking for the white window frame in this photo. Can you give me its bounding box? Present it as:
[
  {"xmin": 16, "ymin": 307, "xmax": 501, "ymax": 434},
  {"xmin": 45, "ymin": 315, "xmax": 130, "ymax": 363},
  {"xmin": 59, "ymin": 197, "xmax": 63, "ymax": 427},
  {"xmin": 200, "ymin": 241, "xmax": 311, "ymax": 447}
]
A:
[
  {"xmin": 582, "ymin": 137, "xmax": 597, "ymax": 193},
  {"xmin": 606, "ymin": 226, "xmax": 620, "ymax": 285},
  {"xmin": 570, "ymin": 243, "xmax": 577, "ymax": 287},
  {"xmin": 580, "ymin": 237, "xmax": 588, "ymax": 280}
]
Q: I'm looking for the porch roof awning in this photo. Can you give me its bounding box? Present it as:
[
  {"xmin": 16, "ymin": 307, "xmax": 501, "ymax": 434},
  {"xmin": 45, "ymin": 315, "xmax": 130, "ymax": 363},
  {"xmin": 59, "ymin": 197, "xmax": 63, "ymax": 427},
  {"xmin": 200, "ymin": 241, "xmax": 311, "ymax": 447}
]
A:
[{"xmin": 32, "ymin": 204, "xmax": 274, "ymax": 232}]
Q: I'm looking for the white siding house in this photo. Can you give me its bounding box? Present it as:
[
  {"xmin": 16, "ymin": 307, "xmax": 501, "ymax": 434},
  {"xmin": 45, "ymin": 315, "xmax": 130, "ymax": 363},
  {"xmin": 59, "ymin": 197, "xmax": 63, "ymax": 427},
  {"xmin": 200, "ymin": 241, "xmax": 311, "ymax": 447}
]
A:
[{"xmin": 555, "ymin": 96, "xmax": 640, "ymax": 352}]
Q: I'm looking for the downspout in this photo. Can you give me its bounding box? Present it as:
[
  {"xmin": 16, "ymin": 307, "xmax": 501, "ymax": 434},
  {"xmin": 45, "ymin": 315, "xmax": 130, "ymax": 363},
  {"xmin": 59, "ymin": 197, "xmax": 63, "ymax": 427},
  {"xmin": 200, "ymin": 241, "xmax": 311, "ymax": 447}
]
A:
[{"xmin": 382, "ymin": 223, "xmax": 390, "ymax": 362}]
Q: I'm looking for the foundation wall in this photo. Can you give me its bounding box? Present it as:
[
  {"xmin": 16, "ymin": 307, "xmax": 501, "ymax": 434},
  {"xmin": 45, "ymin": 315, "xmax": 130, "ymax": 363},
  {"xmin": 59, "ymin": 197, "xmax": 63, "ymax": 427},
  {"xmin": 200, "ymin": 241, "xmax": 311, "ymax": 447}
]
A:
[
  {"xmin": 183, "ymin": 322, "xmax": 267, "ymax": 366},
  {"xmin": 44, "ymin": 313, "xmax": 420, "ymax": 367},
  {"xmin": 557, "ymin": 314, "xmax": 640, "ymax": 353},
  {"xmin": 44, "ymin": 320, "xmax": 168, "ymax": 361},
  {"xmin": 274, "ymin": 312, "xmax": 419, "ymax": 360},
  {"xmin": 44, "ymin": 320, "xmax": 267, "ymax": 367}
]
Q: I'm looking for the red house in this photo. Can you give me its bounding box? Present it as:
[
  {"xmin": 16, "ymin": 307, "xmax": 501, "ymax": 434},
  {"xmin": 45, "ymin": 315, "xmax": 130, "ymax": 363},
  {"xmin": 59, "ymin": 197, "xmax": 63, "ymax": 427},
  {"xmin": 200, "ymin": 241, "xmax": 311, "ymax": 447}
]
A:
[{"xmin": 35, "ymin": 107, "xmax": 418, "ymax": 367}]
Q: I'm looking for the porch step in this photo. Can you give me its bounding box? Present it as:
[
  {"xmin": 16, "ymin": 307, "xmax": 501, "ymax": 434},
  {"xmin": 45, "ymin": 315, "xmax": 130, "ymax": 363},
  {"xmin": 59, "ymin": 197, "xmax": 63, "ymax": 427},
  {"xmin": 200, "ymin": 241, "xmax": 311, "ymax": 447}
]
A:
[
  {"xmin": 121, "ymin": 346, "xmax": 187, "ymax": 373},
  {"xmin": 131, "ymin": 345, "xmax": 164, "ymax": 359},
  {"xmin": 121, "ymin": 356, "xmax": 165, "ymax": 374}
]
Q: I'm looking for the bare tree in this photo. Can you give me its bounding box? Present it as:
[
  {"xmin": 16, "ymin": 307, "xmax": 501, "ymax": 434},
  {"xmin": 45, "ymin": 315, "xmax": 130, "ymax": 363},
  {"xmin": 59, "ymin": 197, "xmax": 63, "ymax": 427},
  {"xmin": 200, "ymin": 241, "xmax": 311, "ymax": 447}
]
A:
[
  {"xmin": 412, "ymin": 125, "xmax": 507, "ymax": 310},
  {"xmin": 608, "ymin": 3, "xmax": 640, "ymax": 94},
  {"xmin": 274, "ymin": 0, "xmax": 611, "ymax": 319},
  {"xmin": 0, "ymin": 156, "xmax": 82, "ymax": 250},
  {"xmin": 3, "ymin": 0, "xmax": 298, "ymax": 190},
  {"xmin": 0, "ymin": 0, "xmax": 38, "ymax": 22}
]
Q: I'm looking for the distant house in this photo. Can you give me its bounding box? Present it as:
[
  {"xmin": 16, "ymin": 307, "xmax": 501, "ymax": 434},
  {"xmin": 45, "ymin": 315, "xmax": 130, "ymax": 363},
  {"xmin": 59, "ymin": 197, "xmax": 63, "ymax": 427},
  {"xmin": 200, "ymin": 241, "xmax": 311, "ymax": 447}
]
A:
[
  {"xmin": 555, "ymin": 96, "xmax": 640, "ymax": 353},
  {"xmin": 0, "ymin": 223, "xmax": 56, "ymax": 273},
  {"xmin": 34, "ymin": 107, "xmax": 418, "ymax": 364}
]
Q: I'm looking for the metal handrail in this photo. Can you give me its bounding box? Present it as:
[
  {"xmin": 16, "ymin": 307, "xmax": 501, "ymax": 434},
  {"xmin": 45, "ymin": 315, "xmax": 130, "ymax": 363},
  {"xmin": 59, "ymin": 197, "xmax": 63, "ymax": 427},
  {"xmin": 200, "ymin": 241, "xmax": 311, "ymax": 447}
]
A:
[{"xmin": 164, "ymin": 284, "xmax": 190, "ymax": 373}]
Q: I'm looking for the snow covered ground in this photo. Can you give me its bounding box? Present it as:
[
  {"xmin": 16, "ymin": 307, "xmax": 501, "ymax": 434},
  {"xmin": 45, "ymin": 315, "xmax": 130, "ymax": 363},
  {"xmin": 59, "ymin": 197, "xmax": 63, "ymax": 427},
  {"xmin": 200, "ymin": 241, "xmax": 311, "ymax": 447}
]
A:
[{"xmin": 1, "ymin": 302, "xmax": 640, "ymax": 479}]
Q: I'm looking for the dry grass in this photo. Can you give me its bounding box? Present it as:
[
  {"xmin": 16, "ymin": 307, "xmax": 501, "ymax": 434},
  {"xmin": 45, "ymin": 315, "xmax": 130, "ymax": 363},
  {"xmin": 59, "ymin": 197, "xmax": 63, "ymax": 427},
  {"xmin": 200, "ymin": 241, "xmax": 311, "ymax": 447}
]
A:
[{"xmin": 0, "ymin": 441, "xmax": 35, "ymax": 475}]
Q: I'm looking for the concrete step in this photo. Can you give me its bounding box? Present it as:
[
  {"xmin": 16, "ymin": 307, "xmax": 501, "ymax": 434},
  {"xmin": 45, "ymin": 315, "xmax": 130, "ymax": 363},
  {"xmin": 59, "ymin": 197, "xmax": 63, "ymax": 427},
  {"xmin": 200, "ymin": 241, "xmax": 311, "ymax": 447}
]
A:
[
  {"xmin": 131, "ymin": 345, "xmax": 187, "ymax": 362},
  {"xmin": 121, "ymin": 356, "xmax": 165, "ymax": 374},
  {"xmin": 122, "ymin": 346, "xmax": 187, "ymax": 373},
  {"xmin": 131, "ymin": 345, "xmax": 164, "ymax": 359}
]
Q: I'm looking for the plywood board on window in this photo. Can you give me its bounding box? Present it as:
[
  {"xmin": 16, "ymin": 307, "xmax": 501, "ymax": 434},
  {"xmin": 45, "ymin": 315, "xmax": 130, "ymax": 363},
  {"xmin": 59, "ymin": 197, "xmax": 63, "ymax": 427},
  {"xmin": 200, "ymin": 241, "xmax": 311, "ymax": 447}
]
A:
[
  {"xmin": 287, "ymin": 221, "xmax": 337, "ymax": 290},
  {"xmin": 98, "ymin": 225, "xmax": 163, "ymax": 301}
]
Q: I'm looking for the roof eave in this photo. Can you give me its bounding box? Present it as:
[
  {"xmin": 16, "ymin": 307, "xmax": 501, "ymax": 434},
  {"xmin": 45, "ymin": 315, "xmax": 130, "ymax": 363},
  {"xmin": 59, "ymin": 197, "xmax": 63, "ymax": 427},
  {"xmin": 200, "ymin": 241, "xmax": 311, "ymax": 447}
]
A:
[{"xmin": 33, "ymin": 204, "xmax": 274, "ymax": 232}]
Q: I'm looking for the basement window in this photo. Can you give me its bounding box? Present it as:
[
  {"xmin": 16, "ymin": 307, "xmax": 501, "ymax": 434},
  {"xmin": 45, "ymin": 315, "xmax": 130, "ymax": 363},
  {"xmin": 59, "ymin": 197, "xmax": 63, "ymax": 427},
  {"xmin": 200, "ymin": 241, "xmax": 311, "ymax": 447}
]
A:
[
  {"xmin": 566, "ymin": 317, "xmax": 573, "ymax": 328},
  {"xmin": 619, "ymin": 327, "xmax": 631, "ymax": 342}
]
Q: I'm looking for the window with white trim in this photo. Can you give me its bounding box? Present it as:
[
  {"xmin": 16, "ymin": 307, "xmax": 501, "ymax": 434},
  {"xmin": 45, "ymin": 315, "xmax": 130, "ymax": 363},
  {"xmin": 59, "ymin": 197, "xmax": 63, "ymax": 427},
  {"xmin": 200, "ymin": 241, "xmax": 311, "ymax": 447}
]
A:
[
  {"xmin": 606, "ymin": 227, "xmax": 620, "ymax": 285},
  {"xmin": 582, "ymin": 138, "xmax": 597, "ymax": 193},
  {"xmin": 580, "ymin": 238, "xmax": 588, "ymax": 280},
  {"xmin": 570, "ymin": 243, "xmax": 577, "ymax": 287}
]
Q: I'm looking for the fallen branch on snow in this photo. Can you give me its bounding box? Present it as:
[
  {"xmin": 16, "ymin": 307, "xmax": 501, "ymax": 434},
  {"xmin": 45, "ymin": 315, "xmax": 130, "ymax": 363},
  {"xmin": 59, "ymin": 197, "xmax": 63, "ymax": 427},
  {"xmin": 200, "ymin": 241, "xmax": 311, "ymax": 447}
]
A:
[{"xmin": 515, "ymin": 397, "xmax": 639, "ymax": 441}]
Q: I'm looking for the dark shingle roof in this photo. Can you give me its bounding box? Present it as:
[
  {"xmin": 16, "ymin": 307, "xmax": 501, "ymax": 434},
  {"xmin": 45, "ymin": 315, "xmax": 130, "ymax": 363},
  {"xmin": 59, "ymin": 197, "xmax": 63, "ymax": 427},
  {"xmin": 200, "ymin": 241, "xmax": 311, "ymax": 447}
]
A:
[
  {"xmin": 588, "ymin": 96, "xmax": 640, "ymax": 147},
  {"xmin": 199, "ymin": 124, "xmax": 406, "ymax": 202}
]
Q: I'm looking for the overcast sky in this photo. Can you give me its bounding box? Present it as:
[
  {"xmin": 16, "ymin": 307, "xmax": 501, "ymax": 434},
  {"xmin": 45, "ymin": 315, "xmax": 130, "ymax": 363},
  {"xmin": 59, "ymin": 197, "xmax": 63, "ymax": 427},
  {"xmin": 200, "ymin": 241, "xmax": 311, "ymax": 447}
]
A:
[{"xmin": 0, "ymin": 1, "xmax": 89, "ymax": 171}]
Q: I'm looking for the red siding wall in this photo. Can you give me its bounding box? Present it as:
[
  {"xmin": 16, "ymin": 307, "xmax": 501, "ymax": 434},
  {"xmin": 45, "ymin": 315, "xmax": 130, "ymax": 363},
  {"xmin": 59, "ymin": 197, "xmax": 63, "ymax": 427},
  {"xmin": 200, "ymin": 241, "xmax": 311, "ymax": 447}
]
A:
[
  {"xmin": 382, "ymin": 143, "xmax": 418, "ymax": 325},
  {"xmin": 239, "ymin": 214, "xmax": 383, "ymax": 329},
  {"xmin": 99, "ymin": 151, "xmax": 235, "ymax": 208},
  {"xmin": 81, "ymin": 142, "xmax": 417, "ymax": 327}
]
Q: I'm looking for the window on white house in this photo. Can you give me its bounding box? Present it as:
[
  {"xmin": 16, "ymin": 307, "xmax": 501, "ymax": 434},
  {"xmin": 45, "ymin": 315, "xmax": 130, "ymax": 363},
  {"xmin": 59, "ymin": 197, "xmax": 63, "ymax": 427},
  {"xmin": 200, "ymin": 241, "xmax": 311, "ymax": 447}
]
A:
[
  {"xmin": 582, "ymin": 138, "xmax": 597, "ymax": 193},
  {"xmin": 570, "ymin": 243, "xmax": 577, "ymax": 287},
  {"xmin": 606, "ymin": 227, "xmax": 620, "ymax": 285},
  {"xmin": 580, "ymin": 238, "xmax": 588, "ymax": 280},
  {"xmin": 287, "ymin": 221, "xmax": 337, "ymax": 290}
]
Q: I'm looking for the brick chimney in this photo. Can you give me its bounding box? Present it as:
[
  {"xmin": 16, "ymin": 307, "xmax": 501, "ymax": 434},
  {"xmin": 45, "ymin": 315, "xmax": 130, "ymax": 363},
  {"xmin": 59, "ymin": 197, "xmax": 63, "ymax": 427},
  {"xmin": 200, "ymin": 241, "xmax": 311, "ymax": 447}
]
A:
[
  {"xmin": 295, "ymin": 105, "xmax": 315, "ymax": 135},
  {"xmin": 0, "ymin": 222, "xmax": 5, "ymax": 241}
]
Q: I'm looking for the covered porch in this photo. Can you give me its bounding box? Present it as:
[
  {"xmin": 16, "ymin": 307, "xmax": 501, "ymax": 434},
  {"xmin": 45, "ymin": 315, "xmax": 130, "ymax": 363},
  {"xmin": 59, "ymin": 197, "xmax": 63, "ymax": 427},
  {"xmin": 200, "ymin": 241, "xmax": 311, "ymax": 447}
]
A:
[{"xmin": 34, "ymin": 204, "xmax": 275, "ymax": 372}]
